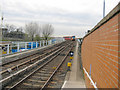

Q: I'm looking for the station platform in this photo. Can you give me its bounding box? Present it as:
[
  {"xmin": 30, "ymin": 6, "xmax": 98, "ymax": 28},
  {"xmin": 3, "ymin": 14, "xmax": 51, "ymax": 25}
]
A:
[
  {"xmin": 62, "ymin": 41, "xmax": 86, "ymax": 89},
  {"xmin": 0, "ymin": 42, "xmax": 63, "ymax": 65}
]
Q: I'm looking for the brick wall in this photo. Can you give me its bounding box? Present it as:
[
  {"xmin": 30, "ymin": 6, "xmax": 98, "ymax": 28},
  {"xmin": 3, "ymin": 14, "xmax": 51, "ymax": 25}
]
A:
[
  {"xmin": 118, "ymin": 9, "xmax": 120, "ymax": 88},
  {"xmin": 81, "ymin": 3, "xmax": 120, "ymax": 88}
]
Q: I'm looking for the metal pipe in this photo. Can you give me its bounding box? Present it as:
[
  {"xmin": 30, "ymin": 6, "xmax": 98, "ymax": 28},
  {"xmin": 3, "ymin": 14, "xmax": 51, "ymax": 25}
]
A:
[{"xmin": 83, "ymin": 67, "xmax": 98, "ymax": 89}]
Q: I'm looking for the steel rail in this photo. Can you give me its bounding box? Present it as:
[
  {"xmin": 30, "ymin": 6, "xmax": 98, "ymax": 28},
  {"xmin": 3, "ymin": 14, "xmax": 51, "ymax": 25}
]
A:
[
  {"xmin": 41, "ymin": 45, "xmax": 73, "ymax": 90},
  {"xmin": 0, "ymin": 46, "xmax": 65, "ymax": 84},
  {"xmin": 0, "ymin": 46, "xmax": 61, "ymax": 75}
]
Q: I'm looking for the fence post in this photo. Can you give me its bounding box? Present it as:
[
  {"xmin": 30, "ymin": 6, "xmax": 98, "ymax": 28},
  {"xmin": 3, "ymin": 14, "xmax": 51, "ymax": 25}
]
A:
[
  {"xmin": 49, "ymin": 40, "xmax": 51, "ymax": 44},
  {"xmin": 42, "ymin": 40, "xmax": 44, "ymax": 47},
  {"xmin": 50, "ymin": 40, "xmax": 52, "ymax": 44},
  {"xmin": 46, "ymin": 41, "xmax": 47, "ymax": 46},
  {"xmin": 48, "ymin": 41, "xmax": 49, "ymax": 45},
  {"xmin": 40, "ymin": 41, "xmax": 41, "ymax": 47},
  {"xmin": 31, "ymin": 42, "xmax": 33, "ymax": 49},
  {"xmin": 25, "ymin": 42, "xmax": 27, "ymax": 49},
  {"xmin": 36, "ymin": 41, "xmax": 37, "ymax": 48},
  {"xmin": 7, "ymin": 44, "xmax": 9, "ymax": 54},
  {"xmin": 17, "ymin": 43, "xmax": 19, "ymax": 52},
  {"xmin": 48, "ymin": 40, "xmax": 50, "ymax": 45}
]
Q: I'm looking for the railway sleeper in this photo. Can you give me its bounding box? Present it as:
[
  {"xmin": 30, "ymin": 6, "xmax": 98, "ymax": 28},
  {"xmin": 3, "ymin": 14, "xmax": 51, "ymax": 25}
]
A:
[
  {"xmin": 31, "ymin": 74, "xmax": 50, "ymax": 78},
  {"xmin": 31, "ymin": 76, "xmax": 48, "ymax": 81},
  {"xmin": 38, "ymin": 71, "xmax": 52, "ymax": 74},
  {"xmin": 47, "ymin": 85, "xmax": 54, "ymax": 88},
  {"xmin": 28, "ymin": 79, "xmax": 46, "ymax": 83},
  {"xmin": 22, "ymin": 83, "xmax": 43, "ymax": 88},
  {"xmin": 25, "ymin": 80, "xmax": 45, "ymax": 85},
  {"xmin": 48, "ymin": 82, "xmax": 62, "ymax": 88},
  {"xmin": 35, "ymin": 73, "xmax": 51, "ymax": 77}
]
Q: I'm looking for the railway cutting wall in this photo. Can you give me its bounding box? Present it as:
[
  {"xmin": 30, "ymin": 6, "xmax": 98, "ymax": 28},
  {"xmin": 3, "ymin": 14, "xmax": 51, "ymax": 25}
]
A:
[{"xmin": 81, "ymin": 3, "xmax": 120, "ymax": 88}]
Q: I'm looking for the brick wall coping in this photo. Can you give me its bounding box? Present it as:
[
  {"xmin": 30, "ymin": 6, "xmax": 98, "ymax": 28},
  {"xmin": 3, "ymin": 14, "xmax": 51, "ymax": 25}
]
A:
[{"xmin": 83, "ymin": 2, "xmax": 120, "ymax": 40}]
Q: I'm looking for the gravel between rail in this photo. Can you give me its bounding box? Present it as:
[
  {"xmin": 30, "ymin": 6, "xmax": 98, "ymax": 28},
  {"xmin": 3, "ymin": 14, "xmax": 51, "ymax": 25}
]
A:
[{"xmin": 1, "ymin": 41, "xmax": 73, "ymax": 89}]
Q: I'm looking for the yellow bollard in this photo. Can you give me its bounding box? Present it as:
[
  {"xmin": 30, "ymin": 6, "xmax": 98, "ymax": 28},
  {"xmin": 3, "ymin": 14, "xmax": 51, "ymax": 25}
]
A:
[
  {"xmin": 53, "ymin": 67, "xmax": 56, "ymax": 69},
  {"xmin": 70, "ymin": 56, "xmax": 73, "ymax": 60},
  {"xmin": 67, "ymin": 62, "xmax": 72, "ymax": 71}
]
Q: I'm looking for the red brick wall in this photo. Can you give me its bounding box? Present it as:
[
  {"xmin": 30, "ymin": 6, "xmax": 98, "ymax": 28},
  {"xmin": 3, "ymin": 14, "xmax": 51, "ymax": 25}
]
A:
[
  {"xmin": 118, "ymin": 11, "xmax": 120, "ymax": 88},
  {"xmin": 81, "ymin": 12, "xmax": 119, "ymax": 88}
]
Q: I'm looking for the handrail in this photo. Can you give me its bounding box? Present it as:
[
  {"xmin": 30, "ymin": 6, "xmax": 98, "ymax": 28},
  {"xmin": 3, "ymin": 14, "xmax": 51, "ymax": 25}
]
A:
[{"xmin": 83, "ymin": 67, "xmax": 98, "ymax": 89}]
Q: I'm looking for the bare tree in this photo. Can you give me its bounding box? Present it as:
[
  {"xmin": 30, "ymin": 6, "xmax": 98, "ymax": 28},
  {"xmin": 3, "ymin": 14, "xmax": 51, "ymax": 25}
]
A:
[
  {"xmin": 36, "ymin": 24, "xmax": 41, "ymax": 37},
  {"xmin": 17, "ymin": 27, "xmax": 23, "ymax": 32},
  {"xmin": 5, "ymin": 24, "xmax": 16, "ymax": 32},
  {"xmin": 25, "ymin": 22, "xmax": 39, "ymax": 41},
  {"xmin": 42, "ymin": 24, "xmax": 54, "ymax": 40}
]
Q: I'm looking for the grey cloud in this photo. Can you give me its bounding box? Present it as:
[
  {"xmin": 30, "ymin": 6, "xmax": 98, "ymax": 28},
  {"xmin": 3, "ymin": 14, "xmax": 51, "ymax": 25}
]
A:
[
  {"xmin": 2, "ymin": 0, "xmax": 103, "ymax": 37},
  {"xmin": 4, "ymin": 6, "xmax": 101, "ymax": 27},
  {"xmin": 3, "ymin": 0, "xmax": 101, "ymax": 26}
]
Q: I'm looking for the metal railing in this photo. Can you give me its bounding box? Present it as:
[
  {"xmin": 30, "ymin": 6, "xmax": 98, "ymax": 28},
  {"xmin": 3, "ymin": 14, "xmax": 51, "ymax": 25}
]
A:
[
  {"xmin": 0, "ymin": 39, "xmax": 65, "ymax": 56},
  {"xmin": 83, "ymin": 67, "xmax": 98, "ymax": 89}
]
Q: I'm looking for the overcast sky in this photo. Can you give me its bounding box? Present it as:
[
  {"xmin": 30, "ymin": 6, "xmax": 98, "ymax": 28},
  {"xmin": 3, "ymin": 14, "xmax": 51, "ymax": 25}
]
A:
[{"xmin": 0, "ymin": 0, "xmax": 119, "ymax": 38}]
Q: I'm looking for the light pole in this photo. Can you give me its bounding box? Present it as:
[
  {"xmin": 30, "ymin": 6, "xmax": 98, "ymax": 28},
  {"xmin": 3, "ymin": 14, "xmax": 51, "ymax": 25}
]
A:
[
  {"xmin": 103, "ymin": 0, "xmax": 105, "ymax": 18},
  {"xmin": 0, "ymin": 8, "xmax": 3, "ymax": 41},
  {"xmin": 0, "ymin": 5, "xmax": 2, "ymax": 90}
]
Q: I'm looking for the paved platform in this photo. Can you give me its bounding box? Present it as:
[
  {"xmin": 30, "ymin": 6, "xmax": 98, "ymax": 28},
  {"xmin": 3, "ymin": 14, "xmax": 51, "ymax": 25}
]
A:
[{"xmin": 62, "ymin": 41, "xmax": 86, "ymax": 88}]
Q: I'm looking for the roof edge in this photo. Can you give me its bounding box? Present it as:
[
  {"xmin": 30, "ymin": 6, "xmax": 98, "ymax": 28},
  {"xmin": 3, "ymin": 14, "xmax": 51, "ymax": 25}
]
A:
[{"xmin": 83, "ymin": 2, "xmax": 120, "ymax": 39}]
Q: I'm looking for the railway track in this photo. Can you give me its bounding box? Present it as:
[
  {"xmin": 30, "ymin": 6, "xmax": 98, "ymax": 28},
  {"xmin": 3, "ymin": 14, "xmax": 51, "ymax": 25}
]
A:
[
  {"xmin": 0, "ymin": 41, "xmax": 69, "ymax": 80},
  {"xmin": 1, "ymin": 46, "xmax": 63, "ymax": 80},
  {"xmin": 1, "ymin": 41, "xmax": 73, "ymax": 89},
  {"xmin": 41, "ymin": 46, "xmax": 73, "ymax": 89}
]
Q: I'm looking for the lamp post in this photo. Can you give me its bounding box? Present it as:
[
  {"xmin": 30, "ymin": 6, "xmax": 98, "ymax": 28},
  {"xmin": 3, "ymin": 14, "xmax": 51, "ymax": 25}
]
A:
[
  {"xmin": 0, "ymin": 10, "xmax": 3, "ymax": 41},
  {"xmin": 103, "ymin": 0, "xmax": 105, "ymax": 18},
  {"xmin": 0, "ymin": 6, "xmax": 3, "ymax": 90}
]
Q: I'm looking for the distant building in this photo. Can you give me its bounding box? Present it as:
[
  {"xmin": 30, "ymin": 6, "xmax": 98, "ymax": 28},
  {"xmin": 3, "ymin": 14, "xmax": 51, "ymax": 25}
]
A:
[
  {"xmin": 0, "ymin": 27, "xmax": 25, "ymax": 40},
  {"xmin": 0, "ymin": 27, "xmax": 8, "ymax": 36}
]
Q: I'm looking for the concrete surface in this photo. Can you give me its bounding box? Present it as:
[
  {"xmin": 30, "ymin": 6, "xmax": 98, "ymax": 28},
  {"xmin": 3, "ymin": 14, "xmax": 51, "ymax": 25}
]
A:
[{"xmin": 62, "ymin": 41, "xmax": 86, "ymax": 88}]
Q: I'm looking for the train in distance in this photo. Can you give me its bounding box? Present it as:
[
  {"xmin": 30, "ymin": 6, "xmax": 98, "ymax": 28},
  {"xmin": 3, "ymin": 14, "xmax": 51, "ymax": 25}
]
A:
[{"xmin": 63, "ymin": 36, "xmax": 75, "ymax": 41}]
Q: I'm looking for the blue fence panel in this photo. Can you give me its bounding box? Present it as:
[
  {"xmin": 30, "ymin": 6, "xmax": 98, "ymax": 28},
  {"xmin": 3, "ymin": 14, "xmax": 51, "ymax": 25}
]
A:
[{"xmin": 28, "ymin": 42, "xmax": 39, "ymax": 48}]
